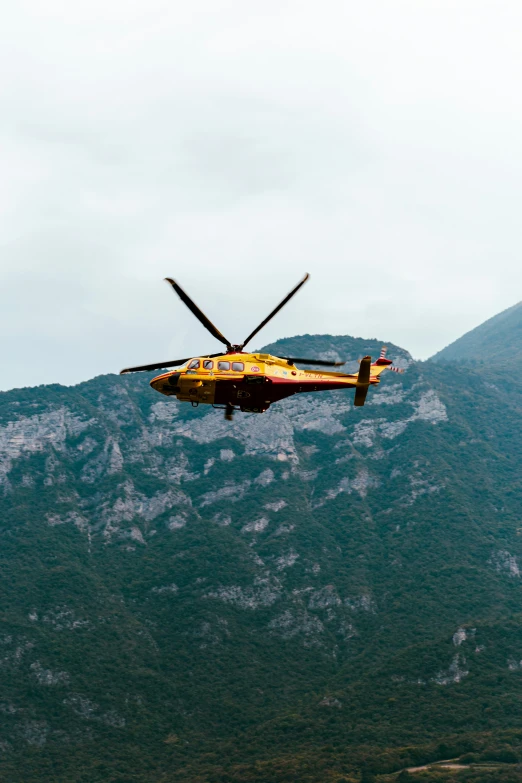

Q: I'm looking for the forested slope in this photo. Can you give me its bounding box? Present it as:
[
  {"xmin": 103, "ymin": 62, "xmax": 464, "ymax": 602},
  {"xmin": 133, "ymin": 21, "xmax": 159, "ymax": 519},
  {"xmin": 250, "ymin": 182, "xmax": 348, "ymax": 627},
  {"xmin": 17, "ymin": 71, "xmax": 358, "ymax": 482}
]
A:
[{"xmin": 1, "ymin": 333, "xmax": 522, "ymax": 782}]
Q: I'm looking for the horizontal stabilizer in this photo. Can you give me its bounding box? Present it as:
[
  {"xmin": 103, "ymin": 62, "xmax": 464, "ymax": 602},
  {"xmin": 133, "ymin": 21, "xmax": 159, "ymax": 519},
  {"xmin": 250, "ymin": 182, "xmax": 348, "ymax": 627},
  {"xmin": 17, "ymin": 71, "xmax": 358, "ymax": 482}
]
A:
[
  {"xmin": 354, "ymin": 385, "xmax": 369, "ymax": 406},
  {"xmin": 354, "ymin": 356, "xmax": 371, "ymax": 406},
  {"xmin": 357, "ymin": 355, "xmax": 371, "ymax": 384}
]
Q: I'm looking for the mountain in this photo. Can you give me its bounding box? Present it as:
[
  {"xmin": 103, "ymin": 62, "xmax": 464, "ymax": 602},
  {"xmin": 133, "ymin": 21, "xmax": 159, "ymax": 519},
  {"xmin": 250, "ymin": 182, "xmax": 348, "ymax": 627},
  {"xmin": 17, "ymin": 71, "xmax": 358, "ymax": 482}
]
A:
[
  {"xmin": 2, "ymin": 333, "xmax": 522, "ymax": 782},
  {"xmin": 431, "ymin": 301, "xmax": 522, "ymax": 365}
]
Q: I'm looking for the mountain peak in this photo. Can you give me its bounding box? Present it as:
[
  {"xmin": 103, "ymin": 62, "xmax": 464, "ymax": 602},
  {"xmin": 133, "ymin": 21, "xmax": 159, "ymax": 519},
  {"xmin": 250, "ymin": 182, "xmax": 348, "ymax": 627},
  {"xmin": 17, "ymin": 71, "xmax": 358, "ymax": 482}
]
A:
[{"xmin": 430, "ymin": 300, "xmax": 522, "ymax": 364}]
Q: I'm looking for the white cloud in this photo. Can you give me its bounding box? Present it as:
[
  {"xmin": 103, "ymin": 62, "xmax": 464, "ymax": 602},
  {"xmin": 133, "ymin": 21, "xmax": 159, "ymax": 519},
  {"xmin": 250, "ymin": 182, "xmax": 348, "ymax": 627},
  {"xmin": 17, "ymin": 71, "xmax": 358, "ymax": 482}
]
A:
[{"xmin": 2, "ymin": 0, "xmax": 522, "ymax": 389}]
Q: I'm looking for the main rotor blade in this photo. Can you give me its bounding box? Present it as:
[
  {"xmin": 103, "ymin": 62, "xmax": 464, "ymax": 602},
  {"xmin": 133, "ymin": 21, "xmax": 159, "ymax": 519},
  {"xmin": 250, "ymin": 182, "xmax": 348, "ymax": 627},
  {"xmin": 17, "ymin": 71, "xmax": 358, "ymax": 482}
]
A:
[
  {"xmin": 281, "ymin": 356, "xmax": 345, "ymax": 367},
  {"xmin": 120, "ymin": 352, "xmax": 223, "ymax": 375},
  {"xmin": 241, "ymin": 273, "xmax": 310, "ymax": 350},
  {"xmin": 120, "ymin": 357, "xmax": 192, "ymax": 374},
  {"xmin": 165, "ymin": 278, "xmax": 231, "ymax": 348},
  {"xmin": 120, "ymin": 358, "xmax": 191, "ymax": 374}
]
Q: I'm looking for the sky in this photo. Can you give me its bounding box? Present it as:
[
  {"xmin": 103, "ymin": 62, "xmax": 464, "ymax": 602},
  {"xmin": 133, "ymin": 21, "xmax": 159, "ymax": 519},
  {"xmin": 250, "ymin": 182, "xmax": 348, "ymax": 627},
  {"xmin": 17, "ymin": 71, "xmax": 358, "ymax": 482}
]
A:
[{"xmin": 2, "ymin": 0, "xmax": 522, "ymax": 390}]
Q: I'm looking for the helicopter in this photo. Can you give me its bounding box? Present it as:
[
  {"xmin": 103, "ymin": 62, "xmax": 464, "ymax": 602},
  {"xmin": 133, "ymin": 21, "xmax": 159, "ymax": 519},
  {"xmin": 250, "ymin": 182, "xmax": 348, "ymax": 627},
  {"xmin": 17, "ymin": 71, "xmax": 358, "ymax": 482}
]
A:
[{"xmin": 120, "ymin": 274, "xmax": 402, "ymax": 420}]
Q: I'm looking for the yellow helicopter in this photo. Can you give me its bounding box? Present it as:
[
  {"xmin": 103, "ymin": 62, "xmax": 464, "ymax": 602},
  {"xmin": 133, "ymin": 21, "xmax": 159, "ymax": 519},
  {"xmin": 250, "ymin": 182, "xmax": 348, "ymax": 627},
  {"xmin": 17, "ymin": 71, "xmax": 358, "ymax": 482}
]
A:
[{"xmin": 120, "ymin": 274, "xmax": 401, "ymax": 420}]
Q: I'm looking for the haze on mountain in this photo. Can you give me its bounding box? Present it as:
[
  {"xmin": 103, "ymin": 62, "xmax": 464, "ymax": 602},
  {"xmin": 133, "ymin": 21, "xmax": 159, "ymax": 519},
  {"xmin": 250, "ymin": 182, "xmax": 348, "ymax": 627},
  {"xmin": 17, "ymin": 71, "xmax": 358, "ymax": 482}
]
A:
[
  {"xmin": 1, "ymin": 303, "xmax": 522, "ymax": 782},
  {"xmin": 432, "ymin": 300, "xmax": 522, "ymax": 366}
]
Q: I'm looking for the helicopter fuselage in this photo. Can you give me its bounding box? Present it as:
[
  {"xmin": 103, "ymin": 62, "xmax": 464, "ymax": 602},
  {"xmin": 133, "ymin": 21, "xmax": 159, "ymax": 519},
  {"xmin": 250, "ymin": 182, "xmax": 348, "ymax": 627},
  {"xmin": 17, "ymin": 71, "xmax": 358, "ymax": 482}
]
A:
[{"xmin": 150, "ymin": 352, "xmax": 390, "ymax": 413}]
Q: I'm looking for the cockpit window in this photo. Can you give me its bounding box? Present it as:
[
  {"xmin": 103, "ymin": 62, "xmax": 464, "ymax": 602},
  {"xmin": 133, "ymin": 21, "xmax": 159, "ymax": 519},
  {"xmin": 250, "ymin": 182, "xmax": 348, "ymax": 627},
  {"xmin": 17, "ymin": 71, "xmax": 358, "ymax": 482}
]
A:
[
  {"xmin": 217, "ymin": 361, "xmax": 230, "ymax": 371},
  {"xmin": 203, "ymin": 360, "xmax": 213, "ymax": 370},
  {"xmin": 188, "ymin": 359, "xmax": 200, "ymax": 369},
  {"xmin": 232, "ymin": 362, "xmax": 244, "ymax": 372}
]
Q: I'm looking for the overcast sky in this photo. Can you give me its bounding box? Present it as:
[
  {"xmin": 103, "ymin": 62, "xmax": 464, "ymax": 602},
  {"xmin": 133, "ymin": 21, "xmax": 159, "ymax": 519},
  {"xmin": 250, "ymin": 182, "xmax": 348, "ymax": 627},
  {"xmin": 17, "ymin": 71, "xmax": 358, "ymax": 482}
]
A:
[{"xmin": 2, "ymin": 1, "xmax": 522, "ymax": 390}]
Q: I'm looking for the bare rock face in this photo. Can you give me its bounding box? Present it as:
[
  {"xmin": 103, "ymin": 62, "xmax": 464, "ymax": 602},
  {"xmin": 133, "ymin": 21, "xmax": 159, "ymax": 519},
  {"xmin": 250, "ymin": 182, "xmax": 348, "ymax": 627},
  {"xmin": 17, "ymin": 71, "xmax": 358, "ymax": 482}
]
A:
[
  {"xmin": 489, "ymin": 550, "xmax": 520, "ymax": 578},
  {"xmin": 0, "ymin": 408, "xmax": 93, "ymax": 490},
  {"xmin": 433, "ymin": 654, "xmax": 469, "ymax": 685},
  {"xmin": 30, "ymin": 662, "xmax": 70, "ymax": 686},
  {"xmin": 205, "ymin": 577, "xmax": 283, "ymax": 610}
]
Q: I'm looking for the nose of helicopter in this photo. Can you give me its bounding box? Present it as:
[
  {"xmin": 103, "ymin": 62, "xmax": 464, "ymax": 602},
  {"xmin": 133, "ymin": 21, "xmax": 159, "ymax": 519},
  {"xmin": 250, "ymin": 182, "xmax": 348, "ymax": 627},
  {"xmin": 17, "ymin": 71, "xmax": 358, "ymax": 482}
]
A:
[{"xmin": 150, "ymin": 372, "xmax": 180, "ymax": 395}]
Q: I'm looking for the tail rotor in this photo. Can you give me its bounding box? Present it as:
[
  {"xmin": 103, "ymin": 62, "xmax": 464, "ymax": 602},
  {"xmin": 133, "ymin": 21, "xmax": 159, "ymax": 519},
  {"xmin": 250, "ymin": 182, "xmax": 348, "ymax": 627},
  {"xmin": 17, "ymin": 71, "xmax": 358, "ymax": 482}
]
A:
[{"xmin": 374, "ymin": 345, "xmax": 404, "ymax": 372}]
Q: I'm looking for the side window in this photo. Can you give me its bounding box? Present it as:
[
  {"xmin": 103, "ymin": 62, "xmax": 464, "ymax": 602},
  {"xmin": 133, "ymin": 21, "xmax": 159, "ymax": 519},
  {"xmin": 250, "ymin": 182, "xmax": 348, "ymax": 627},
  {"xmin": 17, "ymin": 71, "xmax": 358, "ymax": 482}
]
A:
[
  {"xmin": 203, "ymin": 360, "xmax": 213, "ymax": 370},
  {"xmin": 217, "ymin": 361, "xmax": 230, "ymax": 371},
  {"xmin": 232, "ymin": 362, "xmax": 244, "ymax": 372},
  {"xmin": 188, "ymin": 359, "xmax": 200, "ymax": 369}
]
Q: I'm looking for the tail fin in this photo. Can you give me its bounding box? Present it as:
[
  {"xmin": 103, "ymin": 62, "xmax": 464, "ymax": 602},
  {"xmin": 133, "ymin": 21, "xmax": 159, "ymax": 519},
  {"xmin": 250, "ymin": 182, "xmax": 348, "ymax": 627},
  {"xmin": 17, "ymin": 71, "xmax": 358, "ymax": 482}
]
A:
[{"xmin": 354, "ymin": 356, "xmax": 371, "ymax": 406}]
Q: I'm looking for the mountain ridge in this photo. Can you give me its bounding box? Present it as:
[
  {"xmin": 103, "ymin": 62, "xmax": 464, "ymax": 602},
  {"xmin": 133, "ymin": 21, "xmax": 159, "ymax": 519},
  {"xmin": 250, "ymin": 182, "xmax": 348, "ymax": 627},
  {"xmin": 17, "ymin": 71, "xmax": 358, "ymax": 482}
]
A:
[{"xmin": 430, "ymin": 300, "xmax": 522, "ymax": 365}]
